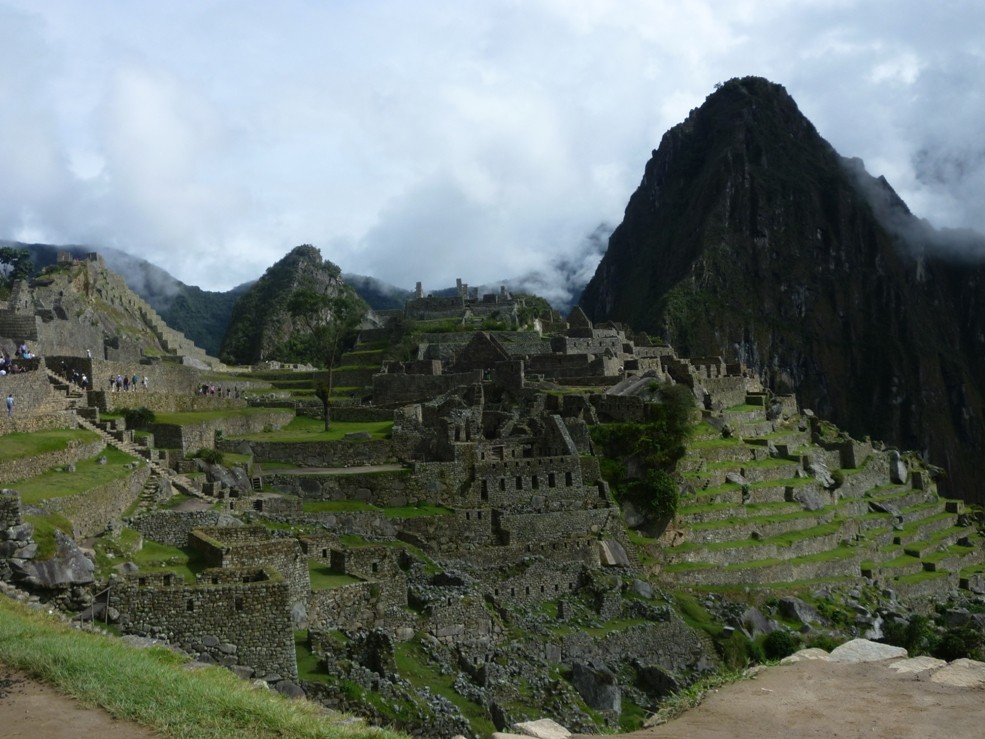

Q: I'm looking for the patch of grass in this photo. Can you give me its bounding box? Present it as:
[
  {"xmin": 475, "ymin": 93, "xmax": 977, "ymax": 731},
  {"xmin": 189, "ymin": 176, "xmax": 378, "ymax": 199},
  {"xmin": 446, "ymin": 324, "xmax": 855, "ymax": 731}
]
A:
[
  {"xmin": 309, "ymin": 562, "xmax": 363, "ymax": 590},
  {"xmin": 152, "ymin": 408, "xmax": 285, "ymax": 425},
  {"xmin": 302, "ymin": 500, "xmax": 378, "ymax": 514},
  {"xmin": 0, "ymin": 428, "xmax": 101, "ymax": 463},
  {"xmin": 393, "ymin": 640, "xmax": 495, "ymax": 736},
  {"xmin": 23, "ymin": 512, "xmax": 74, "ymax": 559},
  {"xmin": 383, "ymin": 504, "xmax": 453, "ymax": 519},
  {"xmin": 11, "ymin": 447, "xmax": 140, "ymax": 505},
  {"xmin": 0, "ymin": 597, "xmax": 403, "ymax": 738}
]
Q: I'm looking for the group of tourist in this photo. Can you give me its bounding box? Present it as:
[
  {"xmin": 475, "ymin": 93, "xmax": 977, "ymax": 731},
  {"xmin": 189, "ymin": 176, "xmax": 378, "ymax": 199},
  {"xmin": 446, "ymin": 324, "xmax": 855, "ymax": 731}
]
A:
[
  {"xmin": 0, "ymin": 353, "xmax": 28, "ymax": 376},
  {"xmin": 198, "ymin": 384, "xmax": 240, "ymax": 398},
  {"xmin": 111, "ymin": 373, "xmax": 148, "ymax": 392}
]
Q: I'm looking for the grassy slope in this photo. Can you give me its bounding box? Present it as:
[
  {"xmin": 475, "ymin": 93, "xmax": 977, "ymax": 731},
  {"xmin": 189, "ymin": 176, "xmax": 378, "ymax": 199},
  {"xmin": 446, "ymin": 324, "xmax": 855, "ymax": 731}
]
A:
[{"xmin": 0, "ymin": 597, "xmax": 406, "ymax": 739}]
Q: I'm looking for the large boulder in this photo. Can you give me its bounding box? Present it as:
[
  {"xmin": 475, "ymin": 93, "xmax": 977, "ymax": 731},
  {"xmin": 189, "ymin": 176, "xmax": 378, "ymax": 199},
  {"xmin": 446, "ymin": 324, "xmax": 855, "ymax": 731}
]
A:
[
  {"xmin": 889, "ymin": 450, "xmax": 908, "ymax": 485},
  {"xmin": 571, "ymin": 662, "xmax": 621, "ymax": 713},
  {"xmin": 10, "ymin": 530, "xmax": 94, "ymax": 588}
]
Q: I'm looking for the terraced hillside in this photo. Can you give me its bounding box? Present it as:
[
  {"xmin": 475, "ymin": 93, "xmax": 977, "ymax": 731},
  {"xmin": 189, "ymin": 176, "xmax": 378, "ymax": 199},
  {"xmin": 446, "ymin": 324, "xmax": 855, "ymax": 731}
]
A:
[{"xmin": 646, "ymin": 391, "xmax": 985, "ymax": 602}]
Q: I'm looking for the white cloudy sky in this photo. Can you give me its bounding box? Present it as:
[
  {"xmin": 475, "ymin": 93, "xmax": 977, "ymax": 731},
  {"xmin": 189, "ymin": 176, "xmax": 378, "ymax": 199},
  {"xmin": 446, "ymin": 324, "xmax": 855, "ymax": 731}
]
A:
[{"xmin": 2, "ymin": 1, "xmax": 984, "ymax": 296}]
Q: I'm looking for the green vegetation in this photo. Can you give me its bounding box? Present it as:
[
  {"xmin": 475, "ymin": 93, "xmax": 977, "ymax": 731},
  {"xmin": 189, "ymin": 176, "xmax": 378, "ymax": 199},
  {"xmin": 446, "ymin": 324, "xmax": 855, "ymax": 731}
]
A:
[
  {"xmin": 0, "ymin": 428, "xmax": 101, "ymax": 463},
  {"xmin": 10, "ymin": 446, "xmax": 139, "ymax": 504},
  {"xmin": 0, "ymin": 597, "xmax": 402, "ymax": 738},
  {"xmin": 123, "ymin": 406, "xmax": 156, "ymax": 430},
  {"xmin": 591, "ymin": 383, "xmax": 695, "ymax": 520},
  {"xmin": 309, "ymin": 562, "xmax": 363, "ymax": 590},
  {"xmin": 152, "ymin": 408, "xmax": 283, "ymax": 425}
]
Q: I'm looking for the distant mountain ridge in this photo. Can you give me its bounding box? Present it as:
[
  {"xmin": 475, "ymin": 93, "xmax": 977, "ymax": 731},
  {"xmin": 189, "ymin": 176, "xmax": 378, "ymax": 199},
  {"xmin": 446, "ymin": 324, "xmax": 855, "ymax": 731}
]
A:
[{"xmin": 580, "ymin": 76, "xmax": 985, "ymax": 503}]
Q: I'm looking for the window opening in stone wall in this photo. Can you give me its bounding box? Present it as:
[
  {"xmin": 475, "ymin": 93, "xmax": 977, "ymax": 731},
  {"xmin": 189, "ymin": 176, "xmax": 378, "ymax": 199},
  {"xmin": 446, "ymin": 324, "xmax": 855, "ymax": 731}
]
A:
[
  {"xmin": 565, "ymin": 471, "xmax": 573, "ymax": 486},
  {"xmin": 499, "ymin": 478, "xmax": 506, "ymax": 491},
  {"xmin": 516, "ymin": 476, "xmax": 523, "ymax": 490},
  {"xmin": 235, "ymin": 597, "xmax": 244, "ymax": 611},
  {"xmin": 481, "ymin": 480, "xmax": 488, "ymax": 496},
  {"xmin": 186, "ymin": 599, "xmax": 194, "ymax": 612},
  {"xmin": 322, "ymin": 548, "xmax": 328, "ymax": 558},
  {"xmin": 531, "ymin": 475, "xmax": 539, "ymax": 489},
  {"xmin": 548, "ymin": 473, "xmax": 556, "ymax": 488}
]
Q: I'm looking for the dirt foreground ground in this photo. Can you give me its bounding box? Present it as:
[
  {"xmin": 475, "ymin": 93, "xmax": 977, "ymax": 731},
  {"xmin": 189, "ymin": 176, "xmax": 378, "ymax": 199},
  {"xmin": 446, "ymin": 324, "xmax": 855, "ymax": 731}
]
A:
[
  {"xmin": 0, "ymin": 665, "xmax": 158, "ymax": 739},
  {"xmin": 580, "ymin": 658, "xmax": 985, "ymax": 739},
  {"xmin": 4, "ymin": 657, "xmax": 985, "ymax": 739}
]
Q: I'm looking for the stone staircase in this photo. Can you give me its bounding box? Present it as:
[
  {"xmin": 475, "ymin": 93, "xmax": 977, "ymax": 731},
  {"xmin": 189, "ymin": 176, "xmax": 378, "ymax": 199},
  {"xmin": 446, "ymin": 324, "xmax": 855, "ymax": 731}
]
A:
[
  {"xmin": 656, "ymin": 395, "xmax": 984, "ymax": 601},
  {"xmin": 42, "ymin": 366, "xmax": 205, "ymax": 502}
]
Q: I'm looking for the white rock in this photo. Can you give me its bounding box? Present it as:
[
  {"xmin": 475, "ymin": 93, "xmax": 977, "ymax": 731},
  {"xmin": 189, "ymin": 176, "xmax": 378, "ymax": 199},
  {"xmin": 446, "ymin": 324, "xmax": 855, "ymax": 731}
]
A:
[
  {"xmin": 887, "ymin": 656, "xmax": 947, "ymax": 674},
  {"xmin": 928, "ymin": 658, "xmax": 985, "ymax": 687},
  {"xmin": 780, "ymin": 647, "xmax": 830, "ymax": 664},
  {"xmin": 827, "ymin": 638, "xmax": 907, "ymax": 663},
  {"xmin": 511, "ymin": 718, "xmax": 572, "ymax": 739}
]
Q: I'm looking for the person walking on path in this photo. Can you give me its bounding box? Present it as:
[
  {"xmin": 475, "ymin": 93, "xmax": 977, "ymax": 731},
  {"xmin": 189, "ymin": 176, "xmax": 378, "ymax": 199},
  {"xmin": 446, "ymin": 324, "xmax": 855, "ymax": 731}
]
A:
[{"xmin": 5, "ymin": 394, "xmax": 12, "ymax": 417}]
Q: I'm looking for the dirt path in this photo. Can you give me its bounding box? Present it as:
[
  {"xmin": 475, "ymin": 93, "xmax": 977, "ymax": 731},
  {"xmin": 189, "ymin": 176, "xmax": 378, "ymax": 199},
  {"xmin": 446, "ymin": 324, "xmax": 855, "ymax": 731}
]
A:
[
  {"xmin": 576, "ymin": 659, "xmax": 985, "ymax": 739},
  {"xmin": 0, "ymin": 665, "xmax": 159, "ymax": 738}
]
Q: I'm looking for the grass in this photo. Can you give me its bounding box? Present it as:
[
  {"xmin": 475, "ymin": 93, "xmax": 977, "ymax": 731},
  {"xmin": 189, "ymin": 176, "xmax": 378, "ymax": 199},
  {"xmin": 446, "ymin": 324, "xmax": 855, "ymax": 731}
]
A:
[
  {"xmin": 393, "ymin": 640, "xmax": 495, "ymax": 736},
  {"xmin": 23, "ymin": 512, "xmax": 74, "ymax": 559},
  {"xmin": 0, "ymin": 597, "xmax": 403, "ymax": 738},
  {"xmin": 229, "ymin": 417, "xmax": 393, "ymax": 442},
  {"xmin": 10, "ymin": 446, "xmax": 140, "ymax": 505},
  {"xmin": 152, "ymin": 408, "xmax": 286, "ymax": 425},
  {"xmin": 309, "ymin": 562, "xmax": 363, "ymax": 590},
  {"xmin": 0, "ymin": 428, "xmax": 101, "ymax": 463}
]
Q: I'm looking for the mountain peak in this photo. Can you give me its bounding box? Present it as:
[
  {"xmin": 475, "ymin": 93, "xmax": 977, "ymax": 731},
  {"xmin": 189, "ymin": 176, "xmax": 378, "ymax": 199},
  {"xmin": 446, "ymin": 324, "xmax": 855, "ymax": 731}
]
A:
[{"xmin": 579, "ymin": 78, "xmax": 985, "ymax": 504}]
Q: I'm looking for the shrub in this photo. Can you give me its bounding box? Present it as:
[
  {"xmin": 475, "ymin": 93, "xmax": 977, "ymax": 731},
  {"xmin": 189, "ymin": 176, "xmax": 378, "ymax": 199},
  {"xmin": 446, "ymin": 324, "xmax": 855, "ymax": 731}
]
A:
[
  {"xmin": 123, "ymin": 406, "xmax": 156, "ymax": 430},
  {"xmin": 192, "ymin": 448, "xmax": 224, "ymax": 465},
  {"xmin": 762, "ymin": 629, "xmax": 799, "ymax": 660}
]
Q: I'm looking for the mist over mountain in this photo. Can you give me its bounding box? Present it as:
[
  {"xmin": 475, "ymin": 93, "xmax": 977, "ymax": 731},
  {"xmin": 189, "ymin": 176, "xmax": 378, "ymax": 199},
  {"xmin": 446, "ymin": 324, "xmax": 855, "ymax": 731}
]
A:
[{"xmin": 580, "ymin": 76, "xmax": 985, "ymax": 504}]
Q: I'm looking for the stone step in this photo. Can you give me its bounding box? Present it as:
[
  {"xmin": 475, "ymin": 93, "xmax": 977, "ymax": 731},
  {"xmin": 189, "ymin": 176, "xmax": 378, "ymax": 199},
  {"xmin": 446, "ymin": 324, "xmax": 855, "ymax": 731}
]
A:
[
  {"xmin": 684, "ymin": 509, "xmax": 837, "ymax": 546},
  {"xmin": 676, "ymin": 499, "xmax": 803, "ymax": 525},
  {"xmin": 664, "ymin": 545, "xmax": 862, "ymax": 586},
  {"xmin": 866, "ymin": 485, "xmax": 938, "ymax": 511},
  {"xmin": 893, "ymin": 513, "xmax": 959, "ymax": 546},
  {"xmin": 902, "ymin": 525, "xmax": 970, "ymax": 558},
  {"xmin": 664, "ymin": 520, "xmax": 852, "ymax": 567}
]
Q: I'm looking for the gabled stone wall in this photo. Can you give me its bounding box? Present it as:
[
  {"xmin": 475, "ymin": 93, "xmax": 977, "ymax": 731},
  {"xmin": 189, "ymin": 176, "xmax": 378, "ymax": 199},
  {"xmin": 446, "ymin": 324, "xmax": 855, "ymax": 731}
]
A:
[{"xmin": 116, "ymin": 567, "xmax": 297, "ymax": 679}]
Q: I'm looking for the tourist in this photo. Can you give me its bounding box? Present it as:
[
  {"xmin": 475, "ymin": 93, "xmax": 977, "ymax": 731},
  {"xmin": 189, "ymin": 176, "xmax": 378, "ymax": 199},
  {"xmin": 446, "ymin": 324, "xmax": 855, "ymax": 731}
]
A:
[
  {"xmin": 131, "ymin": 374, "xmax": 139, "ymax": 390},
  {"xmin": 143, "ymin": 376, "xmax": 149, "ymax": 391},
  {"xmin": 81, "ymin": 373, "xmax": 89, "ymax": 391},
  {"xmin": 123, "ymin": 375, "xmax": 130, "ymax": 392},
  {"xmin": 5, "ymin": 393, "xmax": 12, "ymax": 417}
]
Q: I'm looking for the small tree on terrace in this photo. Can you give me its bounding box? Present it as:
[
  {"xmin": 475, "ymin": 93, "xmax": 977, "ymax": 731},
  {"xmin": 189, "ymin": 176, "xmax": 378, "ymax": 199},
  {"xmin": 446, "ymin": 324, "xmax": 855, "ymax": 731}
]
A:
[{"xmin": 287, "ymin": 287, "xmax": 364, "ymax": 430}]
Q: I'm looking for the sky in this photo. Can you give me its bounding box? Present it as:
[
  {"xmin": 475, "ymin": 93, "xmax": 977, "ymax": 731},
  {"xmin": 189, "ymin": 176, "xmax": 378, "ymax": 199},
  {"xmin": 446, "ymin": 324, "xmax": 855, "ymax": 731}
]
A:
[{"xmin": 2, "ymin": 1, "xmax": 984, "ymax": 302}]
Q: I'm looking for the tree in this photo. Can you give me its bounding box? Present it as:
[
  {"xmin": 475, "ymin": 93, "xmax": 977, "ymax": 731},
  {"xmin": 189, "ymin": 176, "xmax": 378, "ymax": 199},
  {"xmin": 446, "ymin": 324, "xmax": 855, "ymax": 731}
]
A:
[
  {"xmin": 0, "ymin": 247, "xmax": 31, "ymax": 287},
  {"xmin": 287, "ymin": 287, "xmax": 364, "ymax": 430}
]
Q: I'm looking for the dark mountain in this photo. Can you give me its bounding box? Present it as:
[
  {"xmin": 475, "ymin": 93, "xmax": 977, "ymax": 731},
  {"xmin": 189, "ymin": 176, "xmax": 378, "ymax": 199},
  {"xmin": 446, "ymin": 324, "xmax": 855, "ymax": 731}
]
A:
[
  {"xmin": 580, "ymin": 76, "xmax": 985, "ymax": 503},
  {"xmin": 220, "ymin": 244, "xmax": 368, "ymax": 365}
]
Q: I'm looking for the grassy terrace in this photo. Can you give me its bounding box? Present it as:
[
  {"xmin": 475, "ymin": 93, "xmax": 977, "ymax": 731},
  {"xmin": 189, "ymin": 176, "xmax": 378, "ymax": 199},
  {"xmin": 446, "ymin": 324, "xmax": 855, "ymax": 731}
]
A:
[
  {"xmin": 0, "ymin": 597, "xmax": 402, "ymax": 739},
  {"xmin": 152, "ymin": 407, "xmax": 287, "ymax": 425},
  {"xmin": 303, "ymin": 500, "xmax": 453, "ymax": 519},
  {"xmin": 669, "ymin": 519, "xmax": 845, "ymax": 554},
  {"xmin": 309, "ymin": 562, "xmax": 363, "ymax": 590},
  {"xmin": 0, "ymin": 428, "xmax": 101, "ymax": 463},
  {"xmin": 9, "ymin": 446, "xmax": 139, "ymax": 505},
  {"xmin": 228, "ymin": 416, "xmax": 393, "ymax": 442}
]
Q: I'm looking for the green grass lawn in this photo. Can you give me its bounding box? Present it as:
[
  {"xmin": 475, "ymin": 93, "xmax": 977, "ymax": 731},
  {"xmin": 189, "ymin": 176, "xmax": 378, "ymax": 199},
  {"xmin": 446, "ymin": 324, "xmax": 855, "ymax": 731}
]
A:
[
  {"xmin": 10, "ymin": 446, "xmax": 140, "ymax": 505},
  {"xmin": 309, "ymin": 562, "xmax": 363, "ymax": 590},
  {"xmin": 0, "ymin": 428, "xmax": 101, "ymax": 463},
  {"xmin": 152, "ymin": 407, "xmax": 286, "ymax": 425}
]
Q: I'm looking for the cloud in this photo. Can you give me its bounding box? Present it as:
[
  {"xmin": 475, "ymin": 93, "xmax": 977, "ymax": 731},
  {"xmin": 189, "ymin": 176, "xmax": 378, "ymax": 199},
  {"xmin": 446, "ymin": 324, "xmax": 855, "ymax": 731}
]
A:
[{"xmin": 0, "ymin": 0, "xmax": 983, "ymax": 293}]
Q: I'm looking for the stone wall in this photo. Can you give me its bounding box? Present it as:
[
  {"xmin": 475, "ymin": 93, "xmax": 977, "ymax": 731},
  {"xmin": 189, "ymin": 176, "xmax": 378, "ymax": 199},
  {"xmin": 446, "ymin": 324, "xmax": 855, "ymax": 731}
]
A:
[
  {"xmin": 41, "ymin": 463, "xmax": 150, "ymax": 538},
  {"xmin": 116, "ymin": 567, "xmax": 297, "ymax": 679},
  {"xmin": 99, "ymin": 392, "xmax": 248, "ymax": 414},
  {"xmin": 373, "ymin": 370, "xmax": 483, "ymax": 406},
  {"xmin": 127, "ymin": 510, "xmax": 226, "ymax": 547},
  {"xmin": 308, "ymin": 582, "xmax": 379, "ymax": 631},
  {"xmin": 0, "ymin": 364, "xmax": 55, "ymax": 421},
  {"xmin": 151, "ymin": 409, "xmax": 294, "ymax": 454},
  {"xmin": 0, "ymin": 490, "xmax": 20, "ymax": 529},
  {"xmin": 231, "ymin": 439, "xmax": 396, "ymax": 467},
  {"xmin": 491, "ymin": 558, "xmax": 584, "ymax": 605},
  {"xmin": 496, "ymin": 508, "xmax": 616, "ymax": 546},
  {"xmin": 558, "ymin": 617, "xmax": 710, "ymax": 675},
  {"xmin": 0, "ymin": 437, "xmax": 105, "ymax": 486},
  {"xmin": 267, "ymin": 469, "xmax": 416, "ymax": 508},
  {"xmin": 190, "ymin": 526, "xmax": 310, "ymax": 606}
]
